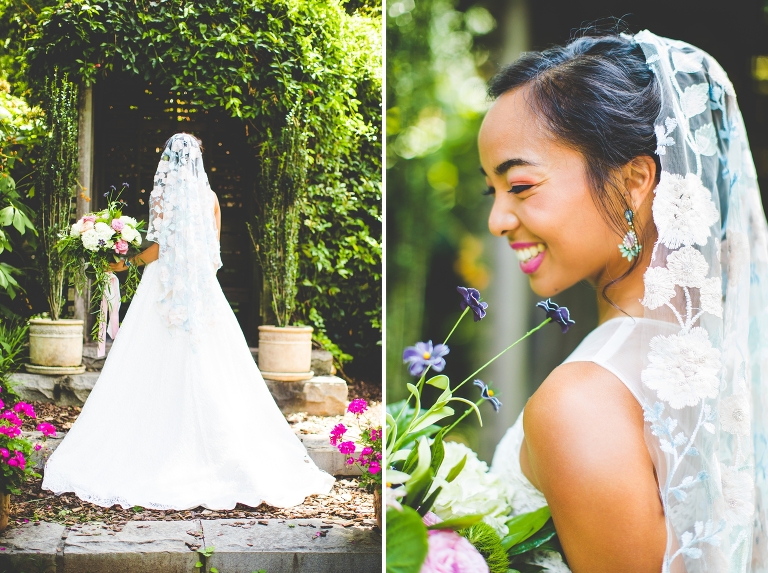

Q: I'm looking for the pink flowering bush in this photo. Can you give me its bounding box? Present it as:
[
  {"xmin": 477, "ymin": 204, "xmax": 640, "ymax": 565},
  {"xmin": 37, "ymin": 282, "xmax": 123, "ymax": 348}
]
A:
[{"xmin": 328, "ymin": 399, "xmax": 382, "ymax": 492}]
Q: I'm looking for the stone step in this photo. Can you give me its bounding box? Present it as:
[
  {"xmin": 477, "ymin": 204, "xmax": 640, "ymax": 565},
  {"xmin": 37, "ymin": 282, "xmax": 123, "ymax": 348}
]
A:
[
  {"xmin": 9, "ymin": 370, "xmax": 349, "ymax": 416},
  {"xmin": 24, "ymin": 431, "xmax": 361, "ymax": 477},
  {"xmin": 0, "ymin": 518, "xmax": 381, "ymax": 573}
]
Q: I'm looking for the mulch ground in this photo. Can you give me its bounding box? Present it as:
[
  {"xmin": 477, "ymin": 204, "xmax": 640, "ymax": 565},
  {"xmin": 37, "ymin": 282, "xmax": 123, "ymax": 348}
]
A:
[{"xmin": 9, "ymin": 402, "xmax": 378, "ymax": 531}]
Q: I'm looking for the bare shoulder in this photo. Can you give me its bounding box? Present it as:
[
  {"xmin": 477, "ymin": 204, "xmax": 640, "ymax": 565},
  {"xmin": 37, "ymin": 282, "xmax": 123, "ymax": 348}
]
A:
[
  {"xmin": 211, "ymin": 190, "xmax": 220, "ymax": 210},
  {"xmin": 522, "ymin": 361, "xmax": 665, "ymax": 572}
]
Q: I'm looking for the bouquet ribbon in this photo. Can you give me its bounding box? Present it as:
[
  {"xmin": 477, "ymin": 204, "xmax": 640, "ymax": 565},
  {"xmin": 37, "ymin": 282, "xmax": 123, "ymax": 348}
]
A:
[{"xmin": 97, "ymin": 272, "xmax": 121, "ymax": 358}]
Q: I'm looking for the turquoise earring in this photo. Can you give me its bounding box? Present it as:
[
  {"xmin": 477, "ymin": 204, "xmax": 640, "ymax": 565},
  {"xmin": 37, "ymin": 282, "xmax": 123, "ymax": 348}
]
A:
[{"xmin": 618, "ymin": 209, "xmax": 642, "ymax": 262}]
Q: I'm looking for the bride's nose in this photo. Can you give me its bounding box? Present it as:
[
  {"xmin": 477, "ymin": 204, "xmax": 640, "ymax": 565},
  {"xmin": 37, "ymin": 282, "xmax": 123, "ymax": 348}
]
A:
[{"xmin": 488, "ymin": 197, "xmax": 521, "ymax": 237}]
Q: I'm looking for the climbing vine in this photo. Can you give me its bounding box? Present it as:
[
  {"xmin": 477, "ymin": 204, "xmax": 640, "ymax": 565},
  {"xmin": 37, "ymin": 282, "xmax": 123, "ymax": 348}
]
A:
[{"xmin": 22, "ymin": 0, "xmax": 381, "ymax": 369}]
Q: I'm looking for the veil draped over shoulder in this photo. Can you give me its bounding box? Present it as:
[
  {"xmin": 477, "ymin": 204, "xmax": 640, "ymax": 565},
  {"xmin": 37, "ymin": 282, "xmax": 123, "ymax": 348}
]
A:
[
  {"xmin": 146, "ymin": 133, "xmax": 222, "ymax": 332},
  {"xmin": 633, "ymin": 31, "xmax": 768, "ymax": 572}
]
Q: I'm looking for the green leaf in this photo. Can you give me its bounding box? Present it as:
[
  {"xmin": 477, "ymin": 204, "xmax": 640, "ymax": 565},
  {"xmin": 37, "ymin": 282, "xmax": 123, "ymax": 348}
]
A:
[
  {"xmin": 409, "ymin": 406, "xmax": 454, "ymax": 434},
  {"xmin": 386, "ymin": 506, "xmax": 428, "ymax": 573},
  {"xmin": 502, "ymin": 507, "xmax": 552, "ymax": 550},
  {"xmin": 426, "ymin": 514, "xmax": 484, "ymax": 530},
  {"xmin": 426, "ymin": 375, "xmax": 449, "ymax": 389},
  {"xmin": 445, "ymin": 455, "xmax": 467, "ymax": 483},
  {"xmin": 387, "ymin": 470, "xmax": 411, "ymax": 484},
  {"xmin": 506, "ymin": 519, "xmax": 558, "ymax": 556}
]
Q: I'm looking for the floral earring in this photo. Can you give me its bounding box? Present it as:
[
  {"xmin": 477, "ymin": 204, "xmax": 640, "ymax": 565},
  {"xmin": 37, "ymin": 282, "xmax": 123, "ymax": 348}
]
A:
[{"xmin": 618, "ymin": 208, "xmax": 642, "ymax": 262}]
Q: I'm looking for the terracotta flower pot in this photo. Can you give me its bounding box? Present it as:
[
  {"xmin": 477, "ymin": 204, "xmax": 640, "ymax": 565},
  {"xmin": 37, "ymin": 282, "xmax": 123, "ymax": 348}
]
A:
[
  {"xmin": 257, "ymin": 325, "xmax": 314, "ymax": 382},
  {"xmin": 374, "ymin": 488, "xmax": 382, "ymax": 530},
  {"xmin": 0, "ymin": 493, "xmax": 10, "ymax": 532},
  {"xmin": 26, "ymin": 318, "xmax": 86, "ymax": 374}
]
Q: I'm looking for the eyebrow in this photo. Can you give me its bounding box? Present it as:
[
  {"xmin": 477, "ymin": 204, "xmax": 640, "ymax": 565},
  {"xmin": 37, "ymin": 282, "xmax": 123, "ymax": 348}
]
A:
[{"xmin": 479, "ymin": 158, "xmax": 538, "ymax": 176}]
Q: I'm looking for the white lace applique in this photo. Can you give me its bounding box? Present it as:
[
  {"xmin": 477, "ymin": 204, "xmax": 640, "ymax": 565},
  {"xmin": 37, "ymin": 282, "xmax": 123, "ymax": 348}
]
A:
[
  {"xmin": 655, "ymin": 117, "xmax": 678, "ymax": 156},
  {"xmin": 720, "ymin": 394, "xmax": 750, "ymax": 436},
  {"xmin": 652, "ymin": 172, "xmax": 719, "ymax": 250},
  {"xmin": 721, "ymin": 464, "xmax": 755, "ymax": 526},
  {"xmin": 640, "ymin": 266, "xmax": 676, "ymax": 309},
  {"xmin": 680, "ymin": 83, "xmax": 710, "ymax": 119}
]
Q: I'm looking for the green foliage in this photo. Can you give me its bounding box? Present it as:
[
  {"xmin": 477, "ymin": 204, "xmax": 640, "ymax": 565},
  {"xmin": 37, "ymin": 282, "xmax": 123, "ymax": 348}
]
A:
[
  {"xmin": 249, "ymin": 104, "xmax": 309, "ymax": 327},
  {"xmin": 33, "ymin": 68, "xmax": 78, "ymax": 320},
  {"xmin": 0, "ymin": 317, "xmax": 27, "ymax": 385},
  {"xmin": 25, "ymin": 0, "xmax": 382, "ymax": 366},
  {"xmin": 459, "ymin": 522, "xmax": 509, "ymax": 573},
  {"xmin": 0, "ymin": 85, "xmax": 43, "ymax": 304},
  {"xmin": 386, "ymin": 505, "xmax": 428, "ymax": 573}
]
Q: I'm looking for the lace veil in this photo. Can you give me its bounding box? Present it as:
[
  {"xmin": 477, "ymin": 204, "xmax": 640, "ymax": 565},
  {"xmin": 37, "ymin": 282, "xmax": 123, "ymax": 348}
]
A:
[
  {"xmin": 146, "ymin": 133, "xmax": 222, "ymax": 332},
  {"xmin": 630, "ymin": 31, "xmax": 768, "ymax": 572}
]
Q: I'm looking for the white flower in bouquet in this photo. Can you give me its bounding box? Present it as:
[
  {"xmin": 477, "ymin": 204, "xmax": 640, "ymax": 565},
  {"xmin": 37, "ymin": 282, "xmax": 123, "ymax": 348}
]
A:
[
  {"xmin": 94, "ymin": 222, "xmax": 115, "ymax": 241},
  {"xmin": 120, "ymin": 225, "xmax": 141, "ymax": 245},
  {"xmin": 70, "ymin": 221, "xmax": 83, "ymax": 236},
  {"xmin": 431, "ymin": 441, "xmax": 511, "ymax": 537},
  {"xmin": 119, "ymin": 215, "xmax": 138, "ymax": 227},
  {"xmin": 80, "ymin": 229, "xmax": 101, "ymax": 252}
]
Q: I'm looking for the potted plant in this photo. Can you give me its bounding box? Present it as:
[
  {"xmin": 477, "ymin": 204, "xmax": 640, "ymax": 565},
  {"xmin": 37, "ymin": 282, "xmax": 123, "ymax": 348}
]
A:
[
  {"xmin": 248, "ymin": 104, "xmax": 314, "ymax": 381},
  {"xmin": 26, "ymin": 69, "xmax": 83, "ymax": 374},
  {"xmin": 0, "ymin": 318, "xmax": 57, "ymax": 530}
]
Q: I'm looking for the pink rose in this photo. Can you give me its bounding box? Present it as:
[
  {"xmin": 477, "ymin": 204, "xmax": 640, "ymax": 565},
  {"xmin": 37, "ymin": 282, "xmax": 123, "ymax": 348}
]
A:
[
  {"xmin": 420, "ymin": 530, "xmax": 490, "ymax": 573},
  {"xmin": 81, "ymin": 221, "xmax": 94, "ymax": 232},
  {"xmin": 111, "ymin": 219, "xmax": 125, "ymax": 232},
  {"xmin": 114, "ymin": 240, "xmax": 129, "ymax": 255},
  {"xmin": 82, "ymin": 215, "xmax": 96, "ymax": 223}
]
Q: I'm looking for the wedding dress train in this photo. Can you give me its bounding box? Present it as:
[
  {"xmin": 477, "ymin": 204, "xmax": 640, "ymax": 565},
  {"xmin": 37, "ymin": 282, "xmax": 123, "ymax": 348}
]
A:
[{"xmin": 41, "ymin": 258, "xmax": 335, "ymax": 510}]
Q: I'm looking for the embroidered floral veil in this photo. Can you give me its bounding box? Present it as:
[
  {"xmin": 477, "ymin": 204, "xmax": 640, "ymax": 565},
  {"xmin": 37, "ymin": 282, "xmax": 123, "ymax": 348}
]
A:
[
  {"xmin": 632, "ymin": 31, "xmax": 768, "ymax": 572},
  {"xmin": 146, "ymin": 133, "xmax": 222, "ymax": 333}
]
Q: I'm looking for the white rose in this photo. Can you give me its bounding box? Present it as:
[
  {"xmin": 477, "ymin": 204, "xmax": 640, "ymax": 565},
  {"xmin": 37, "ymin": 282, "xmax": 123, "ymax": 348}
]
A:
[
  {"xmin": 120, "ymin": 226, "xmax": 140, "ymax": 244},
  {"xmin": 80, "ymin": 229, "xmax": 100, "ymax": 252},
  {"xmin": 119, "ymin": 215, "xmax": 138, "ymax": 227},
  {"xmin": 70, "ymin": 221, "xmax": 83, "ymax": 237}
]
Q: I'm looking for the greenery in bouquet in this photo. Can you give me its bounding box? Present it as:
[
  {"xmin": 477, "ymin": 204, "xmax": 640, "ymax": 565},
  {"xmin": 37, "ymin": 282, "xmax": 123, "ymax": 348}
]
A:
[
  {"xmin": 0, "ymin": 319, "xmax": 56, "ymax": 495},
  {"xmin": 329, "ymin": 398, "xmax": 382, "ymax": 492},
  {"xmin": 386, "ymin": 287, "xmax": 574, "ymax": 573},
  {"xmin": 57, "ymin": 183, "xmax": 145, "ymax": 341}
]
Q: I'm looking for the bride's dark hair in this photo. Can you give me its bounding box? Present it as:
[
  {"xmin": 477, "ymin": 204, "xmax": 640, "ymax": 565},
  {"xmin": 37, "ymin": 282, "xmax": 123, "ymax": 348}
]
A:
[{"xmin": 488, "ymin": 26, "xmax": 661, "ymax": 297}]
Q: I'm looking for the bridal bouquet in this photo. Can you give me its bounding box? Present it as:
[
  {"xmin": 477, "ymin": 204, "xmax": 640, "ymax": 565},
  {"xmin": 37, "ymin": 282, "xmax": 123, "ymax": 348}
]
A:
[
  {"xmin": 386, "ymin": 287, "xmax": 573, "ymax": 573},
  {"xmin": 57, "ymin": 183, "xmax": 145, "ymax": 353}
]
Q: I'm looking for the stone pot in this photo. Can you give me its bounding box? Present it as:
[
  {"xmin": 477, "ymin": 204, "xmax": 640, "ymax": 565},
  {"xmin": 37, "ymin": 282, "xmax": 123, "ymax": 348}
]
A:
[
  {"xmin": 26, "ymin": 319, "xmax": 86, "ymax": 375},
  {"xmin": 257, "ymin": 325, "xmax": 314, "ymax": 382},
  {"xmin": 374, "ymin": 489, "xmax": 381, "ymax": 530},
  {"xmin": 0, "ymin": 493, "xmax": 10, "ymax": 532}
]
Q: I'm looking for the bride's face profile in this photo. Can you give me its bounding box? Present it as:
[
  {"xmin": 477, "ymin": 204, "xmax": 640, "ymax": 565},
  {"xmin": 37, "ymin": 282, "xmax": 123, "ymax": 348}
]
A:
[{"xmin": 479, "ymin": 86, "xmax": 631, "ymax": 297}]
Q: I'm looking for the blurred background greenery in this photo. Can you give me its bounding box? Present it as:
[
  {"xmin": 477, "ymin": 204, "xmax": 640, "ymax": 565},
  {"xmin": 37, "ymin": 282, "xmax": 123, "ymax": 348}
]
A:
[{"xmin": 386, "ymin": 0, "xmax": 768, "ymax": 461}]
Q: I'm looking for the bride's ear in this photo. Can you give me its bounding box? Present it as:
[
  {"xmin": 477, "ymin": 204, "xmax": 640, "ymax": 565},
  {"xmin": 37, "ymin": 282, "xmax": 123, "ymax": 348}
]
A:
[{"xmin": 621, "ymin": 155, "xmax": 657, "ymax": 211}]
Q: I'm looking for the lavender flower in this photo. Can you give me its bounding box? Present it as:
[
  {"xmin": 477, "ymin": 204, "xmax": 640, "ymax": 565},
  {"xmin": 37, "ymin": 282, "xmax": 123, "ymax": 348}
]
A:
[
  {"xmin": 456, "ymin": 286, "xmax": 488, "ymax": 322},
  {"xmin": 536, "ymin": 299, "xmax": 575, "ymax": 333},
  {"xmin": 402, "ymin": 341, "xmax": 450, "ymax": 377},
  {"xmin": 473, "ymin": 379, "xmax": 502, "ymax": 412}
]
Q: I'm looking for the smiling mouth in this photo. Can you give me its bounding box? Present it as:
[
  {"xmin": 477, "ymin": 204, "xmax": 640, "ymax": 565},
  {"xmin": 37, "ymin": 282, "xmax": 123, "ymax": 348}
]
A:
[{"xmin": 513, "ymin": 243, "xmax": 545, "ymax": 263}]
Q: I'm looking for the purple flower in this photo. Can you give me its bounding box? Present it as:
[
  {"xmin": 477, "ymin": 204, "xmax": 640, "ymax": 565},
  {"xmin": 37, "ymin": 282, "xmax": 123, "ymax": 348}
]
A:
[
  {"xmin": 402, "ymin": 341, "xmax": 449, "ymax": 377},
  {"xmin": 347, "ymin": 399, "xmax": 368, "ymax": 416},
  {"xmin": 537, "ymin": 299, "xmax": 575, "ymax": 333},
  {"xmin": 457, "ymin": 286, "xmax": 488, "ymax": 322},
  {"xmin": 338, "ymin": 441, "xmax": 356, "ymax": 455},
  {"xmin": 473, "ymin": 379, "xmax": 502, "ymax": 412}
]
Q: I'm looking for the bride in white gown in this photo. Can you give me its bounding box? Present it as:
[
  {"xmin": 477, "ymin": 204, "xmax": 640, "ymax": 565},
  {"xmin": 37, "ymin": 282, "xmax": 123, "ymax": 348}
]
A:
[
  {"xmin": 42, "ymin": 132, "xmax": 335, "ymax": 510},
  {"xmin": 481, "ymin": 29, "xmax": 768, "ymax": 573}
]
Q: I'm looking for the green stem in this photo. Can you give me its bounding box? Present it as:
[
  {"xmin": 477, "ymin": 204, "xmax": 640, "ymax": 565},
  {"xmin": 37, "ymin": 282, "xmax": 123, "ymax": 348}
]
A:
[
  {"xmin": 452, "ymin": 317, "xmax": 552, "ymax": 394},
  {"xmin": 443, "ymin": 398, "xmax": 484, "ymax": 436}
]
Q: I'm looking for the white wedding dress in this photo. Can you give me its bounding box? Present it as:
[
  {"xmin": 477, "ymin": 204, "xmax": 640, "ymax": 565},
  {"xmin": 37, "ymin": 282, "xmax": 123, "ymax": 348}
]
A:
[
  {"xmin": 42, "ymin": 134, "xmax": 335, "ymax": 510},
  {"xmin": 491, "ymin": 316, "xmax": 670, "ymax": 573}
]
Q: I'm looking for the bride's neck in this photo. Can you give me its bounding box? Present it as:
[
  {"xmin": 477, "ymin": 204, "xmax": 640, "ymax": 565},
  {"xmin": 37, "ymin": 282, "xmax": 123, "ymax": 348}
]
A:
[{"xmin": 594, "ymin": 246, "xmax": 652, "ymax": 325}]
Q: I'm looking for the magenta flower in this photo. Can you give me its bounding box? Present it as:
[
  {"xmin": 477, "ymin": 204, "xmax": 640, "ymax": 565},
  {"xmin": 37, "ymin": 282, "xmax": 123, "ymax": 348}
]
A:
[
  {"xmin": 369, "ymin": 460, "xmax": 381, "ymax": 474},
  {"xmin": 329, "ymin": 423, "xmax": 347, "ymax": 446},
  {"xmin": 402, "ymin": 341, "xmax": 449, "ymax": 377},
  {"xmin": 0, "ymin": 399, "xmax": 5, "ymax": 410},
  {"xmin": 114, "ymin": 239, "xmax": 129, "ymax": 255},
  {"xmin": 361, "ymin": 446, "xmax": 373, "ymax": 456},
  {"xmin": 0, "ymin": 426, "xmax": 20, "ymax": 438},
  {"xmin": 34, "ymin": 444, "xmax": 42, "ymax": 452},
  {"xmin": 7, "ymin": 458, "xmax": 17, "ymax": 467},
  {"xmin": 13, "ymin": 452, "xmax": 25, "ymax": 470},
  {"xmin": 347, "ymin": 399, "xmax": 368, "ymax": 416},
  {"xmin": 370, "ymin": 428, "xmax": 381, "ymax": 441},
  {"xmin": 13, "ymin": 402, "xmax": 35, "ymax": 418},
  {"xmin": 375, "ymin": 452, "xmax": 382, "ymax": 461},
  {"xmin": 421, "ymin": 530, "xmax": 490, "ymax": 573},
  {"xmin": 37, "ymin": 422, "xmax": 57, "ymax": 437},
  {"xmin": 338, "ymin": 441, "xmax": 356, "ymax": 455},
  {"xmin": 1, "ymin": 412, "xmax": 22, "ymax": 426},
  {"xmin": 111, "ymin": 219, "xmax": 125, "ymax": 232},
  {"xmin": 346, "ymin": 457, "xmax": 355, "ymax": 465},
  {"xmin": 456, "ymin": 286, "xmax": 488, "ymax": 322},
  {"xmin": 0, "ymin": 448, "xmax": 9, "ymax": 459}
]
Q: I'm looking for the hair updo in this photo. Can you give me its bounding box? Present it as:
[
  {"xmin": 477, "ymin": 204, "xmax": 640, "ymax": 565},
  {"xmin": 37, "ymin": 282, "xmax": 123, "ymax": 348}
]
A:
[{"xmin": 488, "ymin": 31, "xmax": 661, "ymax": 288}]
